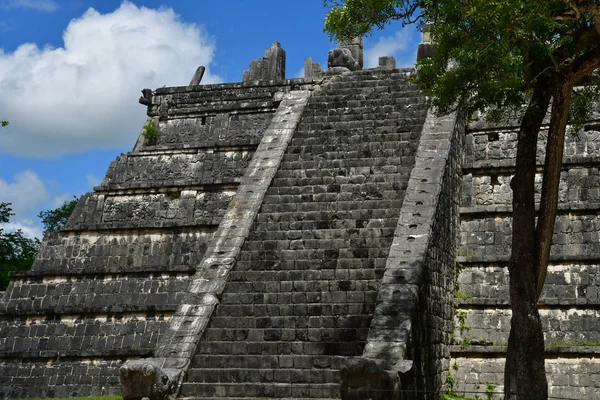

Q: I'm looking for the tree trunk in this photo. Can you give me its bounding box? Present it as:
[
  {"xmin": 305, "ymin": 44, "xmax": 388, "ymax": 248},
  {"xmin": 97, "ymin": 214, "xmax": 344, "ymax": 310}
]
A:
[
  {"xmin": 535, "ymin": 83, "xmax": 573, "ymax": 298},
  {"xmin": 504, "ymin": 80, "xmax": 551, "ymax": 400}
]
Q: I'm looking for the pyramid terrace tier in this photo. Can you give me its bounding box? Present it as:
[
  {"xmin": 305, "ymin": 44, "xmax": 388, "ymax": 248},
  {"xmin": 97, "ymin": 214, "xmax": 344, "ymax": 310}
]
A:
[
  {"xmin": 99, "ymin": 149, "xmax": 254, "ymax": 190},
  {"xmin": 29, "ymin": 228, "xmax": 213, "ymax": 275},
  {"xmin": 64, "ymin": 189, "xmax": 235, "ymax": 231}
]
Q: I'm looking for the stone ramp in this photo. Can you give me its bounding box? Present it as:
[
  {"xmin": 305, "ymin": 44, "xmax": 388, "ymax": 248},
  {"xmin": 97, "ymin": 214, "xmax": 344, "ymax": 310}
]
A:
[
  {"xmin": 179, "ymin": 69, "xmax": 427, "ymax": 399},
  {"xmin": 453, "ymin": 125, "xmax": 600, "ymax": 399}
]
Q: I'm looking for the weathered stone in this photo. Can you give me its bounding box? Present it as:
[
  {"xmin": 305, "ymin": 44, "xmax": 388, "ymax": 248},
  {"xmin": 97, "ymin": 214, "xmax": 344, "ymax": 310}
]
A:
[
  {"xmin": 242, "ymin": 42, "xmax": 286, "ymax": 82},
  {"xmin": 120, "ymin": 360, "xmax": 182, "ymax": 400},
  {"xmin": 328, "ymin": 47, "xmax": 359, "ymax": 71},
  {"xmin": 379, "ymin": 56, "xmax": 397, "ymax": 69},
  {"xmin": 339, "ymin": 36, "xmax": 364, "ymax": 69},
  {"xmin": 304, "ymin": 57, "xmax": 323, "ymax": 78},
  {"xmin": 189, "ymin": 66, "xmax": 205, "ymax": 86},
  {"xmin": 139, "ymin": 88, "xmax": 153, "ymax": 106},
  {"xmin": 340, "ymin": 357, "xmax": 412, "ymax": 400}
]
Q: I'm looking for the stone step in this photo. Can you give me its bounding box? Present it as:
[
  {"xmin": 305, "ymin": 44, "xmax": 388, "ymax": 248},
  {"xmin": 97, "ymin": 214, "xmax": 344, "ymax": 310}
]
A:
[
  {"xmin": 223, "ymin": 278, "xmax": 380, "ymax": 291},
  {"xmin": 251, "ymin": 216, "xmax": 399, "ymax": 230},
  {"xmin": 288, "ymin": 133, "xmax": 421, "ymax": 147},
  {"xmin": 244, "ymin": 227, "xmax": 397, "ymax": 241},
  {"xmin": 207, "ymin": 315, "xmax": 373, "ymax": 329},
  {"xmin": 219, "ymin": 289, "xmax": 379, "ymax": 304},
  {"xmin": 264, "ymin": 183, "xmax": 406, "ymax": 198},
  {"xmin": 228, "ymin": 268, "xmax": 384, "ymax": 282},
  {"xmin": 274, "ymin": 166, "xmax": 412, "ymax": 179},
  {"xmin": 192, "ymin": 354, "xmax": 347, "ymax": 370},
  {"xmin": 185, "ymin": 367, "xmax": 339, "ymax": 384},
  {"xmin": 211, "ymin": 303, "xmax": 376, "ymax": 318},
  {"xmin": 279, "ymin": 147, "xmax": 415, "ymax": 161},
  {"xmin": 179, "ymin": 382, "xmax": 340, "ymax": 399},
  {"xmin": 255, "ymin": 208, "xmax": 402, "ymax": 223},
  {"xmin": 202, "ymin": 328, "xmax": 369, "ymax": 342},
  {"xmin": 283, "ymin": 142, "xmax": 416, "ymax": 156},
  {"xmin": 259, "ymin": 200, "xmax": 404, "ymax": 214},
  {"xmin": 276, "ymin": 161, "xmax": 412, "ymax": 173},
  {"xmin": 237, "ymin": 248, "xmax": 391, "ymax": 263},
  {"xmin": 260, "ymin": 193, "xmax": 405, "ymax": 206},
  {"xmin": 196, "ymin": 340, "xmax": 365, "ymax": 356},
  {"xmin": 269, "ymin": 175, "xmax": 410, "ymax": 190}
]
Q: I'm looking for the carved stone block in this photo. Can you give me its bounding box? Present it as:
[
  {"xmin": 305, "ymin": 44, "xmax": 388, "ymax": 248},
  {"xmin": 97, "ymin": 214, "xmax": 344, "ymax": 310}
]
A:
[
  {"xmin": 328, "ymin": 48, "xmax": 359, "ymax": 71},
  {"xmin": 120, "ymin": 359, "xmax": 183, "ymax": 400}
]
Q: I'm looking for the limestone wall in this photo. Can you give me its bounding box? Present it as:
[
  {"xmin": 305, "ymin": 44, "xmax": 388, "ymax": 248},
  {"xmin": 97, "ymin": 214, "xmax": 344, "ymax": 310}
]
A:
[{"xmin": 453, "ymin": 118, "xmax": 600, "ymax": 399}]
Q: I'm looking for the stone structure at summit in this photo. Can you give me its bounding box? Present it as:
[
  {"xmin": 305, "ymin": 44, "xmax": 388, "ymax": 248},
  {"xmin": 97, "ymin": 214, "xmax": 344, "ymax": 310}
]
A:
[{"xmin": 1, "ymin": 34, "xmax": 600, "ymax": 400}]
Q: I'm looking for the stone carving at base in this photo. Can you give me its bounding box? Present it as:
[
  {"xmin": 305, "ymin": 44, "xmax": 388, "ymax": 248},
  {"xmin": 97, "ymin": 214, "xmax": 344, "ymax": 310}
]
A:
[
  {"xmin": 340, "ymin": 358, "xmax": 414, "ymax": 400},
  {"xmin": 120, "ymin": 359, "xmax": 183, "ymax": 400}
]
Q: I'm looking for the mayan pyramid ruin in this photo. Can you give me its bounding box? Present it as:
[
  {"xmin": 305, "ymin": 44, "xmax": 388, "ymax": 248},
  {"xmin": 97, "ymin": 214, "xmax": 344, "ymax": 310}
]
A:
[{"xmin": 1, "ymin": 35, "xmax": 599, "ymax": 400}]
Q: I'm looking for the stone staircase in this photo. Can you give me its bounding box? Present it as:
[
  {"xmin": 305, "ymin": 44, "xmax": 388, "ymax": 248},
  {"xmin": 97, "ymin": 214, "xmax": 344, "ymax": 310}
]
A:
[{"xmin": 179, "ymin": 69, "xmax": 427, "ymax": 399}]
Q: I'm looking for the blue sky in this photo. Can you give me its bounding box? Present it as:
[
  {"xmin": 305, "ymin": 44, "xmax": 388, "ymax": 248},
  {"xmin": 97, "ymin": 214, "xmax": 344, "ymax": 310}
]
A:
[{"xmin": 0, "ymin": 0, "xmax": 421, "ymax": 238}]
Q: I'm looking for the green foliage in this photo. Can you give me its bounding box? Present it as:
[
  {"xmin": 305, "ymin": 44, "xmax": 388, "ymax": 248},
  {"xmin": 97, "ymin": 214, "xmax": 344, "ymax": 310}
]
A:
[
  {"xmin": 455, "ymin": 291, "xmax": 472, "ymax": 299},
  {"xmin": 569, "ymin": 85, "xmax": 600, "ymax": 135},
  {"xmin": 486, "ymin": 383, "xmax": 497, "ymax": 400},
  {"xmin": 142, "ymin": 120, "xmax": 158, "ymax": 144},
  {"xmin": 325, "ymin": 0, "xmax": 600, "ymax": 121},
  {"xmin": 456, "ymin": 310, "xmax": 470, "ymax": 334},
  {"xmin": 37, "ymin": 196, "xmax": 78, "ymax": 234},
  {"xmin": 1, "ymin": 120, "xmax": 7, "ymax": 127},
  {"xmin": 0, "ymin": 203, "xmax": 40, "ymax": 290}
]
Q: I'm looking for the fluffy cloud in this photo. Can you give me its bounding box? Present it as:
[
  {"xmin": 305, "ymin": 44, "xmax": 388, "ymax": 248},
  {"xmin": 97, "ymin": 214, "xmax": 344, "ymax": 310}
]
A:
[
  {"xmin": 3, "ymin": 219, "xmax": 43, "ymax": 239},
  {"xmin": 0, "ymin": 170, "xmax": 50, "ymax": 216},
  {"xmin": 364, "ymin": 28, "xmax": 420, "ymax": 69},
  {"xmin": 0, "ymin": 1, "xmax": 221, "ymax": 157}
]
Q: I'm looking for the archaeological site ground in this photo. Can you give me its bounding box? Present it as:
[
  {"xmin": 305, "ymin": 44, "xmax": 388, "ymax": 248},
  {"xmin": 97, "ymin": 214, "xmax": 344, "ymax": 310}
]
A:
[{"xmin": 1, "ymin": 36, "xmax": 599, "ymax": 400}]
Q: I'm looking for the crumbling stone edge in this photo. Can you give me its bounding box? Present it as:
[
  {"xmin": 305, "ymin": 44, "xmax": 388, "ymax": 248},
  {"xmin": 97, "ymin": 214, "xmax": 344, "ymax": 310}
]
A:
[
  {"xmin": 340, "ymin": 110, "xmax": 465, "ymax": 400},
  {"xmin": 119, "ymin": 89, "xmax": 313, "ymax": 400}
]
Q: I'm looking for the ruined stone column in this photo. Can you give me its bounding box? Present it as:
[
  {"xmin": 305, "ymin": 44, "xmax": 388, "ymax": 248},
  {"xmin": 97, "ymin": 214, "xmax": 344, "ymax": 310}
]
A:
[
  {"xmin": 242, "ymin": 42, "xmax": 286, "ymax": 82},
  {"xmin": 417, "ymin": 29, "xmax": 435, "ymax": 61},
  {"xmin": 340, "ymin": 36, "xmax": 363, "ymax": 69}
]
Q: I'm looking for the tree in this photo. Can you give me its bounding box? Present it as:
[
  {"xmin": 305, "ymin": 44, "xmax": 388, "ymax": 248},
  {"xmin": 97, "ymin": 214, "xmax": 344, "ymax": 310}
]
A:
[
  {"xmin": 325, "ymin": 1, "xmax": 600, "ymax": 398},
  {"xmin": 0, "ymin": 203, "xmax": 39, "ymax": 290},
  {"xmin": 38, "ymin": 196, "xmax": 78, "ymax": 234}
]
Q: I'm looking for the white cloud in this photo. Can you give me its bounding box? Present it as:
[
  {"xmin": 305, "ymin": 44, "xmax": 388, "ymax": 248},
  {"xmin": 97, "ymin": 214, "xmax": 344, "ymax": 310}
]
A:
[
  {"xmin": 86, "ymin": 174, "xmax": 101, "ymax": 188},
  {"xmin": 4, "ymin": 219, "xmax": 42, "ymax": 239},
  {"xmin": 0, "ymin": 170, "xmax": 50, "ymax": 216},
  {"xmin": 50, "ymin": 193, "xmax": 72, "ymax": 208},
  {"xmin": 364, "ymin": 28, "xmax": 420, "ymax": 68},
  {"xmin": 0, "ymin": 1, "xmax": 222, "ymax": 157},
  {"xmin": 0, "ymin": 0, "xmax": 58, "ymax": 12}
]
